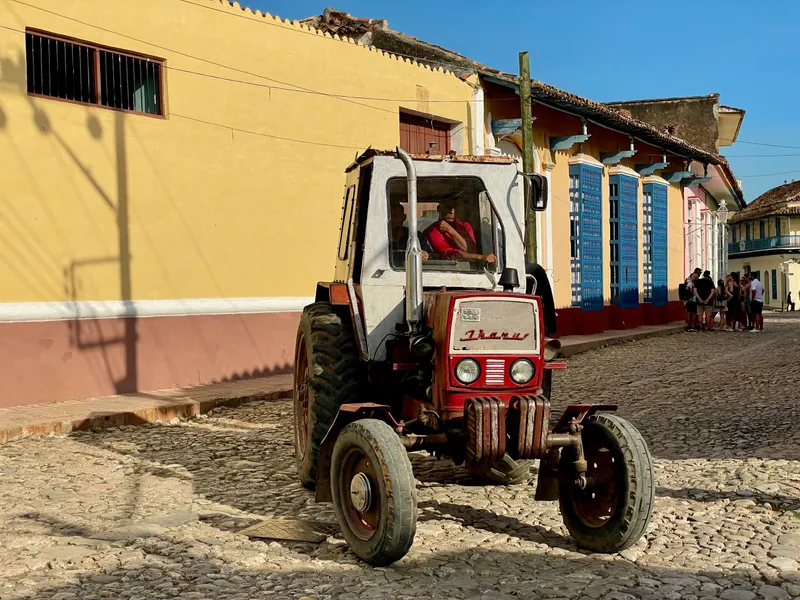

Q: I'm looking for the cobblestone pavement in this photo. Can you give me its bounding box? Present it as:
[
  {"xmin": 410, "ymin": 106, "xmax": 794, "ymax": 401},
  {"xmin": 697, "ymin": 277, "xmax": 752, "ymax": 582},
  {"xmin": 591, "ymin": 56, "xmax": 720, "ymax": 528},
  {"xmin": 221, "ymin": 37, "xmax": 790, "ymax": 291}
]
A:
[{"xmin": 3, "ymin": 314, "xmax": 800, "ymax": 600}]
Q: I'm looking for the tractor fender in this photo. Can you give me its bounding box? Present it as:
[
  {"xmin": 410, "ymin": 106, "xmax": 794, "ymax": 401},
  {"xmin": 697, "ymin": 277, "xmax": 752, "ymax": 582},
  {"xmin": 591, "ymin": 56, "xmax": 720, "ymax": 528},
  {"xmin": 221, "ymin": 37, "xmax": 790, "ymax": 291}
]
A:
[
  {"xmin": 314, "ymin": 282, "xmax": 350, "ymax": 305},
  {"xmin": 526, "ymin": 263, "xmax": 557, "ymax": 336},
  {"xmin": 551, "ymin": 403, "xmax": 617, "ymax": 433},
  {"xmin": 314, "ymin": 403, "xmax": 398, "ymax": 503}
]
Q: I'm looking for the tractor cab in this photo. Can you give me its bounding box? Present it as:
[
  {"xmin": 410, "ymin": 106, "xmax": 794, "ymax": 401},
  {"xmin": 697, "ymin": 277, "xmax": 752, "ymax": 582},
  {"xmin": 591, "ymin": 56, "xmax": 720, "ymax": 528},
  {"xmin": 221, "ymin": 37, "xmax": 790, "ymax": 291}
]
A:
[
  {"xmin": 294, "ymin": 148, "xmax": 655, "ymax": 567},
  {"xmin": 330, "ymin": 149, "xmax": 550, "ymax": 363}
]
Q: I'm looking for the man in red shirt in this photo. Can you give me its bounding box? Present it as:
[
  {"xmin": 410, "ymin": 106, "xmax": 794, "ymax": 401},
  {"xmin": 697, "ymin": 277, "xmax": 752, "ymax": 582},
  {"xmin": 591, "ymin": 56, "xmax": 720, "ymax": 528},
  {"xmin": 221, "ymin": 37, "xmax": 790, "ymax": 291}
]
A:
[{"xmin": 423, "ymin": 201, "xmax": 496, "ymax": 264}]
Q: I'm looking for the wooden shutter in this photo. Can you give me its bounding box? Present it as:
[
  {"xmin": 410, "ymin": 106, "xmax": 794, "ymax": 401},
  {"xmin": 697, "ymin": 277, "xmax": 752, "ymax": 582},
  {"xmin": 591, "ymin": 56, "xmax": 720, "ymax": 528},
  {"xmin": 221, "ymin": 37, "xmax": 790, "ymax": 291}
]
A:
[
  {"xmin": 570, "ymin": 164, "xmax": 604, "ymax": 311},
  {"xmin": 399, "ymin": 113, "xmax": 451, "ymax": 154},
  {"xmin": 617, "ymin": 175, "xmax": 639, "ymax": 308},
  {"xmin": 650, "ymin": 183, "xmax": 669, "ymax": 307}
]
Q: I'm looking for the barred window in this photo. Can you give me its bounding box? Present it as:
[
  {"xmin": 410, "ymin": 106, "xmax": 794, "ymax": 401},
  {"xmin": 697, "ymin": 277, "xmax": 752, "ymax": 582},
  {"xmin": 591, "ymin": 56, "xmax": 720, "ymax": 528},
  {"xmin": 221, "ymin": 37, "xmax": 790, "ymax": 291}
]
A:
[{"xmin": 25, "ymin": 30, "xmax": 163, "ymax": 116}]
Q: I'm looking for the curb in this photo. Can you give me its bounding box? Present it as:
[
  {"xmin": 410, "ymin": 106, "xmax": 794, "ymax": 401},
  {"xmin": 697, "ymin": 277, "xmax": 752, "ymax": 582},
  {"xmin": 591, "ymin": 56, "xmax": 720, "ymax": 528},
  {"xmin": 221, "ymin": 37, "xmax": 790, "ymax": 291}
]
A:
[
  {"xmin": 559, "ymin": 324, "xmax": 685, "ymax": 358},
  {"xmin": 1, "ymin": 388, "xmax": 292, "ymax": 444}
]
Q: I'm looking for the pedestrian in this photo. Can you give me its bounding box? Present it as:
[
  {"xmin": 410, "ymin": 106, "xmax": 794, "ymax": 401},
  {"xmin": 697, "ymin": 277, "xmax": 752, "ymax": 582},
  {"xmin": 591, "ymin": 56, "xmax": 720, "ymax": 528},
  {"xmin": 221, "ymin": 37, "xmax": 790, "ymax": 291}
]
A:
[
  {"xmin": 714, "ymin": 278, "xmax": 731, "ymax": 331},
  {"xmin": 727, "ymin": 273, "xmax": 742, "ymax": 331},
  {"xmin": 693, "ymin": 270, "xmax": 716, "ymax": 332},
  {"xmin": 682, "ymin": 268, "xmax": 701, "ymax": 332},
  {"xmin": 787, "ymin": 291, "xmax": 796, "ymax": 311},
  {"xmin": 741, "ymin": 274, "xmax": 752, "ymax": 330},
  {"xmin": 750, "ymin": 272, "xmax": 765, "ymax": 332}
]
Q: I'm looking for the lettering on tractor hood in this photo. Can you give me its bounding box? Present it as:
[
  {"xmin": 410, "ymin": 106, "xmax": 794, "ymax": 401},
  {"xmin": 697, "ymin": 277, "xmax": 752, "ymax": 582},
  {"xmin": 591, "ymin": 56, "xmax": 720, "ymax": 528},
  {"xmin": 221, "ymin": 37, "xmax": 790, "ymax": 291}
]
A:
[{"xmin": 459, "ymin": 330, "xmax": 530, "ymax": 342}]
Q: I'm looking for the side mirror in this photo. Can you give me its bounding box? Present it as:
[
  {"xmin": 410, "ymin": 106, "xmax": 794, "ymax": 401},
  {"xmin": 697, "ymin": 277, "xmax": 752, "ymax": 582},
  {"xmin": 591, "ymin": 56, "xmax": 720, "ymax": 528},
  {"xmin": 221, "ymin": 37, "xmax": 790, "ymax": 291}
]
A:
[{"xmin": 525, "ymin": 174, "xmax": 548, "ymax": 212}]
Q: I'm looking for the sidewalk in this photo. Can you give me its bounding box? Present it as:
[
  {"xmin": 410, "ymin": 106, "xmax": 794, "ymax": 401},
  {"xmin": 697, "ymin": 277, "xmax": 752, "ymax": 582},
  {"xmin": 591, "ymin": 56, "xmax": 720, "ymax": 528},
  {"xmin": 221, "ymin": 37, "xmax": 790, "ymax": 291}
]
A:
[
  {"xmin": 0, "ymin": 376, "xmax": 292, "ymax": 444},
  {"xmin": 0, "ymin": 322, "xmax": 684, "ymax": 444},
  {"xmin": 557, "ymin": 321, "xmax": 685, "ymax": 357}
]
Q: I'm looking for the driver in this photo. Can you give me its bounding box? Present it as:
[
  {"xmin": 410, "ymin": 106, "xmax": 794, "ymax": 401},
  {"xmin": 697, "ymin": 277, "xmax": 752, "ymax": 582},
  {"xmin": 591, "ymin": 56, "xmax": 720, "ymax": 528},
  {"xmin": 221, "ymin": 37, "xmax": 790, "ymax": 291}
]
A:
[{"xmin": 423, "ymin": 201, "xmax": 496, "ymax": 264}]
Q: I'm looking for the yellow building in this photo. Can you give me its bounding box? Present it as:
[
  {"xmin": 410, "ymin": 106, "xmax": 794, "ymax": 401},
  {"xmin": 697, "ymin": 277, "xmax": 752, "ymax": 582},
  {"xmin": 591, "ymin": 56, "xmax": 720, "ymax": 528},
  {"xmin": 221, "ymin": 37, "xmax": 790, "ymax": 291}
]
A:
[
  {"xmin": 0, "ymin": 0, "xmax": 474, "ymax": 407},
  {"xmin": 728, "ymin": 181, "xmax": 800, "ymax": 310}
]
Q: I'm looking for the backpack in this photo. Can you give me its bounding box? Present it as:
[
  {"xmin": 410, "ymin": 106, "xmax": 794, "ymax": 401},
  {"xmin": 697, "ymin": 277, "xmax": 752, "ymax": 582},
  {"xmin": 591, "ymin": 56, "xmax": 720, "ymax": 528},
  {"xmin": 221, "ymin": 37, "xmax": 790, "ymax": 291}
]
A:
[{"xmin": 678, "ymin": 282, "xmax": 689, "ymax": 301}]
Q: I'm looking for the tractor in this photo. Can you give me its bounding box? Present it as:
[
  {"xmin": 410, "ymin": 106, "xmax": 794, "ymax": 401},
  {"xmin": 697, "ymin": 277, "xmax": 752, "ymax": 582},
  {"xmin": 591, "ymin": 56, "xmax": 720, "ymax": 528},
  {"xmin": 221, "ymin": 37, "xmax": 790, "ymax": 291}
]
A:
[{"xmin": 292, "ymin": 147, "xmax": 655, "ymax": 566}]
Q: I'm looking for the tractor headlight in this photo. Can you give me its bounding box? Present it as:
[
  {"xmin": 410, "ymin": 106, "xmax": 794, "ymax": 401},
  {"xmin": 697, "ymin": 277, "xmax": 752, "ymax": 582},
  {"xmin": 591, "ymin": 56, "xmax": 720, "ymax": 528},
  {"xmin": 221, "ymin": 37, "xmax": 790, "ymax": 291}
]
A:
[
  {"xmin": 510, "ymin": 358, "xmax": 535, "ymax": 384},
  {"xmin": 543, "ymin": 337, "xmax": 561, "ymax": 362},
  {"xmin": 455, "ymin": 358, "xmax": 480, "ymax": 384}
]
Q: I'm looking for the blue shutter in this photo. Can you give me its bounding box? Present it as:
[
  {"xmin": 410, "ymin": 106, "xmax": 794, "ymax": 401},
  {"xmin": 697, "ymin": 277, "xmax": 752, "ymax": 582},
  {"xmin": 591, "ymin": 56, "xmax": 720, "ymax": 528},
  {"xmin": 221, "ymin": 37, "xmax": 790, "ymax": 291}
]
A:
[
  {"xmin": 579, "ymin": 165, "xmax": 604, "ymax": 311},
  {"xmin": 651, "ymin": 184, "xmax": 668, "ymax": 306},
  {"xmin": 772, "ymin": 269, "xmax": 778, "ymax": 299},
  {"xmin": 618, "ymin": 175, "xmax": 639, "ymax": 308}
]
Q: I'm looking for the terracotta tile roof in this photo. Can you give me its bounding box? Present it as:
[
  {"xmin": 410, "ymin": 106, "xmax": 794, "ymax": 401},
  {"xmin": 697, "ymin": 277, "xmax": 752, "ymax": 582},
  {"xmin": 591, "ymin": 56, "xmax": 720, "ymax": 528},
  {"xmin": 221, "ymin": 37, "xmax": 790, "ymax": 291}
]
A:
[{"xmin": 728, "ymin": 181, "xmax": 800, "ymax": 223}]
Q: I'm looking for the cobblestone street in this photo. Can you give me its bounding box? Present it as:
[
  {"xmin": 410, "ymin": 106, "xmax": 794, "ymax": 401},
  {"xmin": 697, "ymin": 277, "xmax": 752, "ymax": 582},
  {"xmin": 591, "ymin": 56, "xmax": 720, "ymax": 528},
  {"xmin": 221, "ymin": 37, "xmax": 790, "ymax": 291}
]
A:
[{"xmin": 3, "ymin": 314, "xmax": 800, "ymax": 600}]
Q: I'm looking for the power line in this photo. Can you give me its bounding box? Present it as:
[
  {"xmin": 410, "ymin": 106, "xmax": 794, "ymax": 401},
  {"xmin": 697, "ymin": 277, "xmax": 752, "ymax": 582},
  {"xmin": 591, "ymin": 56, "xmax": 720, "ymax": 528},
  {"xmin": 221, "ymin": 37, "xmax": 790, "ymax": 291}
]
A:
[
  {"xmin": 725, "ymin": 152, "xmax": 800, "ymax": 158},
  {"xmin": 171, "ymin": 113, "xmax": 365, "ymax": 150},
  {"xmin": 722, "ymin": 139, "xmax": 800, "ymax": 150},
  {"xmin": 737, "ymin": 168, "xmax": 800, "ymax": 179}
]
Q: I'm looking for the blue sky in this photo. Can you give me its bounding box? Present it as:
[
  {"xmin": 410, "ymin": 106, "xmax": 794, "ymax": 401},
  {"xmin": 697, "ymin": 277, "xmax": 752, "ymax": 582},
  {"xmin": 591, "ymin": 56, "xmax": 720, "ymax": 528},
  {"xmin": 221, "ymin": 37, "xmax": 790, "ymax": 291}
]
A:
[{"xmin": 253, "ymin": 0, "xmax": 800, "ymax": 202}]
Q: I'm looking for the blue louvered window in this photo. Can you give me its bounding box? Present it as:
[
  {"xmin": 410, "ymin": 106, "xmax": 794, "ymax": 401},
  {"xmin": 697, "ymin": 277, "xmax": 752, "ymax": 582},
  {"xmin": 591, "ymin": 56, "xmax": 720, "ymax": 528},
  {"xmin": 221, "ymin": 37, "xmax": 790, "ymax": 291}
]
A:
[
  {"xmin": 569, "ymin": 163, "xmax": 604, "ymax": 310},
  {"xmin": 609, "ymin": 174, "xmax": 639, "ymax": 308},
  {"xmin": 772, "ymin": 269, "xmax": 778, "ymax": 300},
  {"xmin": 643, "ymin": 182, "xmax": 668, "ymax": 306}
]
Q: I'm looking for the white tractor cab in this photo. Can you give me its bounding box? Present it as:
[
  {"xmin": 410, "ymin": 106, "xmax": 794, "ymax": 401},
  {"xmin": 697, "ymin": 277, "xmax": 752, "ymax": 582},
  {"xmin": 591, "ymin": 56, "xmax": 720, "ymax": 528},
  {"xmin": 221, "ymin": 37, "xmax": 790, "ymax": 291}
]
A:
[{"xmin": 293, "ymin": 148, "xmax": 655, "ymax": 566}]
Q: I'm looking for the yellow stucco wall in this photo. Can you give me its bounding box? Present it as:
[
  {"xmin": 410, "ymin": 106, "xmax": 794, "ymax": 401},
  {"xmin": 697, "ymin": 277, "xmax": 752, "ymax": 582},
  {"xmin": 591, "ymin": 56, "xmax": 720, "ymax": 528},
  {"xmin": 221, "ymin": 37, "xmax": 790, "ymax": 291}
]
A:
[{"xmin": 0, "ymin": 0, "xmax": 473, "ymax": 303}]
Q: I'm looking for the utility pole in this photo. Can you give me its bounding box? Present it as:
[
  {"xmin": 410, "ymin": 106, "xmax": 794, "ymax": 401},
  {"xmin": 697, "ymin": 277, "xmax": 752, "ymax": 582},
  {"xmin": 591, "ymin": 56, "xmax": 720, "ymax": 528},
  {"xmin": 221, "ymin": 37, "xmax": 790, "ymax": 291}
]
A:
[{"xmin": 519, "ymin": 51, "xmax": 537, "ymax": 264}]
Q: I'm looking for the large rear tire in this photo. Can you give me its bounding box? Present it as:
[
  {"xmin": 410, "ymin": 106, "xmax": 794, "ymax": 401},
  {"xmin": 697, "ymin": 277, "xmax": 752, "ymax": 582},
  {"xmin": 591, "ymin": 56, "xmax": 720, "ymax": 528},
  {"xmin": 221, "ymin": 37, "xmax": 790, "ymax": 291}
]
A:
[
  {"xmin": 331, "ymin": 419, "xmax": 417, "ymax": 566},
  {"xmin": 558, "ymin": 413, "xmax": 655, "ymax": 553},
  {"xmin": 293, "ymin": 303, "xmax": 361, "ymax": 489}
]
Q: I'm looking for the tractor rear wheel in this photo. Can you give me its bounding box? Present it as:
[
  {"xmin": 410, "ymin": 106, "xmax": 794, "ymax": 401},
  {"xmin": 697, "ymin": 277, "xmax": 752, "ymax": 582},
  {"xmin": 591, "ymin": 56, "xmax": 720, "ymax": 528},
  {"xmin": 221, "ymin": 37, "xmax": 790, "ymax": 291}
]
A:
[
  {"xmin": 558, "ymin": 413, "xmax": 655, "ymax": 553},
  {"xmin": 293, "ymin": 302, "xmax": 361, "ymax": 489},
  {"xmin": 330, "ymin": 419, "xmax": 417, "ymax": 566},
  {"xmin": 467, "ymin": 455, "xmax": 534, "ymax": 485}
]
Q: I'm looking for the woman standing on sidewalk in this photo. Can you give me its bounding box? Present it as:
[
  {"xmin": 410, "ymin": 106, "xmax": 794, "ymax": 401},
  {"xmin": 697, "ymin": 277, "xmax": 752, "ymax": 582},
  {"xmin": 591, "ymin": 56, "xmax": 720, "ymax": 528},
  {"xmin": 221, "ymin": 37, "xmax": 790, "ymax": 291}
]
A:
[
  {"xmin": 714, "ymin": 279, "xmax": 731, "ymax": 331},
  {"xmin": 740, "ymin": 274, "xmax": 751, "ymax": 331},
  {"xmin": 726, "ymin": 273, "xmax": 742, "ymax": 331}
]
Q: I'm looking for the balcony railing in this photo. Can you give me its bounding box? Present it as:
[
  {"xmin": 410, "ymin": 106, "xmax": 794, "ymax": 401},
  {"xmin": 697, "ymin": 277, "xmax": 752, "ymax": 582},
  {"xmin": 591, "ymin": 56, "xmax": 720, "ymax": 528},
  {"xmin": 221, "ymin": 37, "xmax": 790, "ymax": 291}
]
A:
[{"xmin": 729, "ymin": 235, "xmax": 800, "ymax": 254}]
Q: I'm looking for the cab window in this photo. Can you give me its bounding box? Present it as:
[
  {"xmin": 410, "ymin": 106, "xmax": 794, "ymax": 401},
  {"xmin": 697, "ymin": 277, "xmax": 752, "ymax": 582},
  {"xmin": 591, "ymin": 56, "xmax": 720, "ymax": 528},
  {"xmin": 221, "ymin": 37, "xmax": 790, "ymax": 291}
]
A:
[
  {"xmin": 387, "ymin": 176, "xmax": 504, "ymax": 274},
  {"xmin": 338, "ymin": 186, "xmax": 355, "ymax": 261}
]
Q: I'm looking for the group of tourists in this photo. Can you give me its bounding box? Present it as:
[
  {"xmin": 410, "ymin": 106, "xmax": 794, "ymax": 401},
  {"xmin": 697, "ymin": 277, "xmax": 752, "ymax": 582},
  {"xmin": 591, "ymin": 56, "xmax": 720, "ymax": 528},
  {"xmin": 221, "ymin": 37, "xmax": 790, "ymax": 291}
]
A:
[{"xmin": 680, "ymin": 268, "xmax": 765, "ymax": 333}]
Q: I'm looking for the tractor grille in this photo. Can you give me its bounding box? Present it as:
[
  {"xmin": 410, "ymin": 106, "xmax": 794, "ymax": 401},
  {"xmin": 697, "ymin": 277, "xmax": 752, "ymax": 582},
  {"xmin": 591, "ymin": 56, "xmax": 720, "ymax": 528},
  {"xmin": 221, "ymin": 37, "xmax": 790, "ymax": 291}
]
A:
[
  {"xmin": 484, "ymin": 359, "xmax": 505, "ymax": 386},
  {"xmin": 451, "ymin": 298, "xmax": 539, "ymax": 355}
]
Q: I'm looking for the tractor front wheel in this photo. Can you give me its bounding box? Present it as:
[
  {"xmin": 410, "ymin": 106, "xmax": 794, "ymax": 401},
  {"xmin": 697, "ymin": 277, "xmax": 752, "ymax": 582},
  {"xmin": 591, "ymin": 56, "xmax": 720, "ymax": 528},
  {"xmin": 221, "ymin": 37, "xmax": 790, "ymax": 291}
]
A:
[
  {"xmin": 330, "ymin": 419, "xmax": 417, "ymax": 566},
  {"xmin": 558, "ymin": 414, "xmax": 655, "ymax": 553}
]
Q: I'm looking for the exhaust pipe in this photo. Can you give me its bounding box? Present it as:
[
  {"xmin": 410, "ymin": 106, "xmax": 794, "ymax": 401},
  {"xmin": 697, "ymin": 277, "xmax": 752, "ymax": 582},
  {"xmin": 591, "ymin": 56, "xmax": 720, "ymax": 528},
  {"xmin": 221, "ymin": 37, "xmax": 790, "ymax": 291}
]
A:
[{"xmin": 396, "ymin": 147, "xmax": 424, "ymax": 334}]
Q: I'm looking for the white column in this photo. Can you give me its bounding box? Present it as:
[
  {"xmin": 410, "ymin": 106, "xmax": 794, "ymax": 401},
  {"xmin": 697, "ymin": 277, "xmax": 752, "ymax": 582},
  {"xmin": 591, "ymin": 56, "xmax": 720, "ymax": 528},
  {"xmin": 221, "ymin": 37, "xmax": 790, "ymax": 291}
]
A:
[
  {"xmin": 687, "ymin": 201, "xmax": 694, "ymax": 273},
  {"xmin": 472, "ymin": 85, "xmax": 485, "ymax": 156},
  {"xmin": 545, "ymin": 167, "xmax": 554, "ymax": 285}
]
